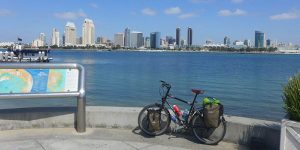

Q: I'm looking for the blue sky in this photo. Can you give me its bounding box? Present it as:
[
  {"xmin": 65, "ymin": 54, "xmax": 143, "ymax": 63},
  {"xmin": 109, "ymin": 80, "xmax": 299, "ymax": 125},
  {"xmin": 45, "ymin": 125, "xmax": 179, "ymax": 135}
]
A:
[{"xmin": 0, "ymin": 0, "xmax": 299, "ymax": 45}]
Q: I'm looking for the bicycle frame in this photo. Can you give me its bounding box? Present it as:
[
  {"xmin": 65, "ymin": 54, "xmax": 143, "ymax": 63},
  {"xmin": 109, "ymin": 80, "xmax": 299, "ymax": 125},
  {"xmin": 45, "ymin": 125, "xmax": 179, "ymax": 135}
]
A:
[{"xmin": 159, "ymin": 82, "xmax": 201, "ymax": 126}]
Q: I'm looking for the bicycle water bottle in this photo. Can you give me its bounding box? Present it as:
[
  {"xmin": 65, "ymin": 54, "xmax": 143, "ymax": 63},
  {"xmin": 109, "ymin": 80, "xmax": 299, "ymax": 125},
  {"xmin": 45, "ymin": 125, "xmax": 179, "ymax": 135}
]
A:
[
  {"xmin": 171, "ymin": 115, "xmax": 177, "ymax": 123},
  {"xmin": 182, "ymin": 109, "xmax": 189, "ymax": 121},
  {"xmin": 173, "ymin": 105, "xmax": 182, "ymax": 116}
]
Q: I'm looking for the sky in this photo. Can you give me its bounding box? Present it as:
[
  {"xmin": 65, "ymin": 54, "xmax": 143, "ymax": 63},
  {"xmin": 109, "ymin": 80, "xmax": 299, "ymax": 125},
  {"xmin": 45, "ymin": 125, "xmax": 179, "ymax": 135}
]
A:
[{"xmin": 0, "ymin": 0, "xmax": 299, "ymax": 45}]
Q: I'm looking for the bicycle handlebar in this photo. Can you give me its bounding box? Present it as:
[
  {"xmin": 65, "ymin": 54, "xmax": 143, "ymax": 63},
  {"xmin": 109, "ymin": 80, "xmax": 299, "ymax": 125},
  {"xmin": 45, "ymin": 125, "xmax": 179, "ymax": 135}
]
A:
[{"xmin": 160, "ymin": 80, "xmax": 171, "ymax": 88}]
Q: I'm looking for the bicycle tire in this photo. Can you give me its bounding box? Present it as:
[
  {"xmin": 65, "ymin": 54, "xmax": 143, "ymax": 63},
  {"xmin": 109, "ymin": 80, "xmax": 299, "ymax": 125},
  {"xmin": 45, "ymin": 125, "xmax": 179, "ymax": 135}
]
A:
[
  {"xmin": 191, "ymin": 114, "xmax": 226, "ymax": 145},
  {"xmin": 138, "ymin": 103, "xmax": 171, "ymax": 136}
]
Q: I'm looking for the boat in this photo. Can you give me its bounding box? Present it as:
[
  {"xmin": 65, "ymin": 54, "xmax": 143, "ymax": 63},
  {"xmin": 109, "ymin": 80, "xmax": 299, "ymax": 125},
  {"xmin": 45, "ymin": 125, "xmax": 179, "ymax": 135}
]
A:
[{"xmin": 0, "ymin": 42, "xmax": 52, "ymax": 62}]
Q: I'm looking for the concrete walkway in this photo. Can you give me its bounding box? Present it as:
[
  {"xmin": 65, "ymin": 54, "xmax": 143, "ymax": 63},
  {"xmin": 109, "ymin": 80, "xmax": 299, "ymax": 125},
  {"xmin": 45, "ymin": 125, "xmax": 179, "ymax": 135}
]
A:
[{"xmin": 0, "ymin": 128, "xmax": 248, "ymax": 150}]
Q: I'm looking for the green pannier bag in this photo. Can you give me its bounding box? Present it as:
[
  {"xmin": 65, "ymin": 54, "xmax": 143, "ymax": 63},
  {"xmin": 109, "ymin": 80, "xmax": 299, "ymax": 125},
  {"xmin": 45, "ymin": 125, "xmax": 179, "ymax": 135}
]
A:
[
  {"xmin": 147, "ymin": 109, "xmax": 161, "ymax": 131},
  {"xmin": 203, "ymin": 97, "xmax": 223, "ymax": 128}
]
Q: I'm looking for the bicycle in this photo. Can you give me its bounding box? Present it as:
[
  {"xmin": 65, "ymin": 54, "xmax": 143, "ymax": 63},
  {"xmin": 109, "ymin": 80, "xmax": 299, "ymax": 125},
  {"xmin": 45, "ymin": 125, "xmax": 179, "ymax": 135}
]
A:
[{"xmin": 138, "ymin": 80, "xmax": 226, "ymax": 145}]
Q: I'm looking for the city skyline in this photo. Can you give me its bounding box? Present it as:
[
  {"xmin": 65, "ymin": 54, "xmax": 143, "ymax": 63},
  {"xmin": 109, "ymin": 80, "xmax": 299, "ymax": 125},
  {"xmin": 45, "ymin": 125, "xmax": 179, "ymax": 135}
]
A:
[{"xmin": 0, "ymin": 0, "xmax": 299, "ymax": 45}]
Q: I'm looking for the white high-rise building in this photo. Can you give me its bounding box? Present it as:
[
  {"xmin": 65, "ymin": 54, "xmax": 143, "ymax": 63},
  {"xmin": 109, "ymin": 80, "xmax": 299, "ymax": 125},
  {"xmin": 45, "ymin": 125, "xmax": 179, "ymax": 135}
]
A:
[
  {"xmin": 130, "ymin": 31, "xmax": 143, "ymax": 48},
  {"xmin": 114, "ymin": 33, "xmax": 124, "ymax": 47},
  {"xmin": 82, "ymin": 18, "xmax": 95, "ymax": 46},
  {"xmin": 39, "ymin": 33, "xmax": 46, "ymax": 46},
  {"xmin": 64, "ymin": 22, "xmax": 77, "ymax": 46},
  {"xmin": 51, "ymin": 28, "xmax": 60, "ymax": 46}
]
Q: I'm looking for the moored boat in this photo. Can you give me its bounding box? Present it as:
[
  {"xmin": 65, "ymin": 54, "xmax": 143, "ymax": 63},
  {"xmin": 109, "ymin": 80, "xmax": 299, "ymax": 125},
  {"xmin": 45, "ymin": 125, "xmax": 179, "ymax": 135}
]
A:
[{"xmin": 1, "ymin": 42, "xmax": 52, "ymax": 62}]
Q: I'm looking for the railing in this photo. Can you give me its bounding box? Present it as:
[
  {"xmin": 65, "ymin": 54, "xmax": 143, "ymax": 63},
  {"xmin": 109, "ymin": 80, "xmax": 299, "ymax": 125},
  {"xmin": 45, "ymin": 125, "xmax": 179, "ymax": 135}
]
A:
[{"xmin": 0, "ymin": 63, "xmax": 86, "ymax": 133}]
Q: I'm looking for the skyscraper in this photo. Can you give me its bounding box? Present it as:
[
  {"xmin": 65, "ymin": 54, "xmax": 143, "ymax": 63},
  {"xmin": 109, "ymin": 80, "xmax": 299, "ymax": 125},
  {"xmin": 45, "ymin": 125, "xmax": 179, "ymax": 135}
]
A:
[
  {"xmin": 51, "ymin": 28, "xmax": 60, "ymax": 46},
  {"xmin": 64, "ymin": 22, "xmax": 76, "ymax": 46},
  {"xmin": 255, "ymin": 31, "xmax": 265, "ymax": 48},
  {"xmin": 114, "ymin": 33, "xmax": 124, "ymax": 47},
  {"xmin": 131, "ymin": 31, "xmax": 144, "ymax": 48},
  {"xmin": 187, "ymin": 27, "xmax": 192, "ymax": 47},
  {"xmin": 224, "ymin": 36, "xmax": 230, "ymax": 46},
  {"xmin": 82, "ymin": 18, "xmax": 95, "ymax": 46},
  {"xmin": 124, "ymin": 28, "xmax": 131, "ymax": 48},
  {"xmin": 176, "ymin": 28, "xmax": 180, "ymax": 47},
  {"xmin": 39, "ymin": 33, "xmax": 46, "ymax": 46},
  {"xmin": 150, "ymin": 32, "xmax": 161, "ymax": 49}
]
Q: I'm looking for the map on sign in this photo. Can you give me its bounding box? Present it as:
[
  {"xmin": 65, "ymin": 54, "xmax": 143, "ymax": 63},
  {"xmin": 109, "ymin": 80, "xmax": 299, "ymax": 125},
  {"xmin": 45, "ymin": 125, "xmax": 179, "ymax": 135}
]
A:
[{"xmin": 0, "ymin": 69, "xmax": 79, "ymax": 93}]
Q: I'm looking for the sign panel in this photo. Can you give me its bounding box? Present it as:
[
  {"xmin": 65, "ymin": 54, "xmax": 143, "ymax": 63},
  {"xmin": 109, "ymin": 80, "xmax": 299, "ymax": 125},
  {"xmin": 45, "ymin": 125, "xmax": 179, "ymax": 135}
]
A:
[{"xmin": 0, "ymin": 69, "xmax": 79, "ymax": 93}]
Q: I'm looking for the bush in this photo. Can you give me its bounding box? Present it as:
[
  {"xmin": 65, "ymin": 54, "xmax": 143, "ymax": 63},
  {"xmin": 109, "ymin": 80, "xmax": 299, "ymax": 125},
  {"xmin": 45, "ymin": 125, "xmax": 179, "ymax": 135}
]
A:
[{"xmin": 283, "ymin": 73, "xmax": 300, "ymax": 121}]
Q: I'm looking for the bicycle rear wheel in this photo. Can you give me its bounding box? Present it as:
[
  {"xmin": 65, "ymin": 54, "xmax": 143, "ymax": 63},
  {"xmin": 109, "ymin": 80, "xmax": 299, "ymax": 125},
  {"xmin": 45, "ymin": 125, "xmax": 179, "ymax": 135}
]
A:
[
  {"xmin": 138, "ymin": 103, "xmax": 171, "ymax": 136},
  {"xmin": 191, "ymin": 114, "xmax": 226, "ymax": 145}
]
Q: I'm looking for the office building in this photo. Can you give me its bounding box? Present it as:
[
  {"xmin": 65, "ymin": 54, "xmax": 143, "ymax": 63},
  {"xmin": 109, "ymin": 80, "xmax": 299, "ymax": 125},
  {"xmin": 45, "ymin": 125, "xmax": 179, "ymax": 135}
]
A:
[
  {"xmin": 150, "ymin": 32, "xmax": 161, "ymax": 49},
  {"xmin": 255, "ymin": 31, "xmax": 265, "ymax": 48},
  {"xmin": 51, "ymin": 28, "xmax": 60, "ymax": 46},
  {"xmin": 64, "ymin": 22, "xmax": 77, "ymax": 46},
  {"xmin": 96, "ymin": 37, "xmax": 101, "ymax": 44},
  {"xmin": 82, "ymin": 18, "xmax": 95, "ymax": 46},
  {"xmin": 32, "ymin": 39, "xmax": 44, "ymax": 47},
  {"xmin": 166, "ymin": 36, "xmax": 175, "ymax": 45},
  {"xmin": 187, "ymin": 27, "xmax": 192, "ymax": 47},
  {"xmin": 39, "ymin": 33, "xmax": 46, "ymax": 46},
  {"xmin": 114, "ymin": 33, "xmax": 124, "ymax": 47},
  {"xmin": 244, "ymin": 39, "xmax": 251, "ymax": 47},
  {"xmin": 266, "ymin": 39, "xmax": 271, "ymax": 47},
  {"xmin": 76, "ymin": 37, "xmax": 82, "ymax": 45},
  {"xmin": 233, "ymin": 40, "xmax": 244, "ymax": 46},
  {"xmin": 96, "ymin": 36, "xmax": 108, "ymax": 44},
  {"xmin": 224, "ymin": 36, "xmax": 230, "ymax": 46},
  {"xmin": 131, "ymin": 31, "xmax": 144, "ymax": 48},
  {"xmin": 176, "ymin": 27, "xmax": 180, "ymax": 46},
  {"xmin": 124, "ymin": 28, "xmax": 131, "ymax": 48},
  {"xmin": 145, "ymin": 37, "xmax": 150, "ymax": 48},
  {"xmin": 181, "ymin": 39, "xmax": 186, "ymax": 46}
]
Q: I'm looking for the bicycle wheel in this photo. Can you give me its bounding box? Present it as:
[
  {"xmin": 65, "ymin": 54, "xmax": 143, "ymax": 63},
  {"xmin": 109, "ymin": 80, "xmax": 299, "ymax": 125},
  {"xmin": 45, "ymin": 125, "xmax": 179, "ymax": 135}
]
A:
[
  {"xmin": 138, "ymin": 103, "xmax": 171, "ymax": 136},
  {"xmin": 191, "ymin": 114, "xmax": 226, "ymax": 145}
]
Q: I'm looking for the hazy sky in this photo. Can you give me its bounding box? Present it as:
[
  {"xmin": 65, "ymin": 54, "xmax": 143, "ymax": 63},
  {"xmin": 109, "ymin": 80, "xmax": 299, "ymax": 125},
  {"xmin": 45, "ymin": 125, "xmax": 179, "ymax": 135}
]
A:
[{"xmin": 0, "ymin": 0, "xmax": 299, "ymax": 45}]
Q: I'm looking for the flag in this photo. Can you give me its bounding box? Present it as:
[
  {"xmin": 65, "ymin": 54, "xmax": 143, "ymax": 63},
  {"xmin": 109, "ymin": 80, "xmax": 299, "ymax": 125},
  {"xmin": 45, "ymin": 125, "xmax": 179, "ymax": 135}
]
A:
[{"xmin": 17, "ymin": 38, "xmax": 22, "ymax": 41}]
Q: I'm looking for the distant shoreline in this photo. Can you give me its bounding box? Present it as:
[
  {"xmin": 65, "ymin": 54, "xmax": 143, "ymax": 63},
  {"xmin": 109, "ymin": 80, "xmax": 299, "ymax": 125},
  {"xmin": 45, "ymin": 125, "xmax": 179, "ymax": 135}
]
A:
[
  {"xmin": 1, "ymin": 48, "xmax": 300, "ymax": 55},
  {"xmin": 51, "ymin": 48, "xmax": 300, "ymax": 55}
]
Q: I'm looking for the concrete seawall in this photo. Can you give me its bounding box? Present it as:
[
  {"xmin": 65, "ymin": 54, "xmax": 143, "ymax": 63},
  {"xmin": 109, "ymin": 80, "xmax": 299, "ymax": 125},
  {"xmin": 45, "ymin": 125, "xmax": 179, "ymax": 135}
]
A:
[{"xmin": 0, "ymin": 106, "xmax": 280, "ymax": 149}]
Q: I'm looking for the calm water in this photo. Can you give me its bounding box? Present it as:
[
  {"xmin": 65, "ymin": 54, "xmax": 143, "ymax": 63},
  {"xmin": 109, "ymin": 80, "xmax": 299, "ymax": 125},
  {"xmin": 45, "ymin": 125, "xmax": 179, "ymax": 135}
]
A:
[{"xmin": 1, "ymin": 50, "xmax": 300, "ymax": 121}]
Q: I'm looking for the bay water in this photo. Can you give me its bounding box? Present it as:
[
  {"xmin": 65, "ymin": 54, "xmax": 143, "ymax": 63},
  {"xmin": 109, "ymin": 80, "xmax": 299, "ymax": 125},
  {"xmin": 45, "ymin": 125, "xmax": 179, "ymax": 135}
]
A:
[{"xmin": 2, "ymin": 50, "xmax": 300, "ymax": 121}]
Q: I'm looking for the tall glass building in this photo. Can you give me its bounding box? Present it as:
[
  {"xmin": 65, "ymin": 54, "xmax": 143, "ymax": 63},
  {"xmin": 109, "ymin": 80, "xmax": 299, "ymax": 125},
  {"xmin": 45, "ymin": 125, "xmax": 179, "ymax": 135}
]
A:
[
  {"xmin": 176, "ymin": 28, "xmax": 180, "ymax": 47},
  {"xmin": 255, "ymin": 31, "xmax": 265, "ymax": 48},
  {"xmin": 150, "ymin": 32, "xmax": 161, "ymax": 49},
  {"xmin": 187, "ymin": 27, "xmax": 192, "ymax": 47},
  {"xmin": 124, "ymin": 28, "xmax": 131, "ymax": 48},
  {"xmin": 224, "ymin": 36, "xmax": 230, "ymax": 46}
]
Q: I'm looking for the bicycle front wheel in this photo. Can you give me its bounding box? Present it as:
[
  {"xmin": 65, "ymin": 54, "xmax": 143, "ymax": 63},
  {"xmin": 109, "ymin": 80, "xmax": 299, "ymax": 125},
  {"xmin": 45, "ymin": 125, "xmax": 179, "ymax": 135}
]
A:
[
  {"xmin": 191, "ymin": 114, "xmax": 226, "ymax": 145},
  {"xmin": 138, "ymin": 103, "xmax": 171, "ymax": 136}
]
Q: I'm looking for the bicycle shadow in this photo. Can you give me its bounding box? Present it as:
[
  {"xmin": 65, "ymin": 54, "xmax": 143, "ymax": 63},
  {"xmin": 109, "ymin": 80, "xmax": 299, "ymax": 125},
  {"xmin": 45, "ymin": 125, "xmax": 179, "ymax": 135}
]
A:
[
  {"xmin": 132, "ymin": 126, "xmax": 248, "ymax": 150},
  {"xmin": 131, "ymin": 125, "xmax": 198, "ymax": 142}
]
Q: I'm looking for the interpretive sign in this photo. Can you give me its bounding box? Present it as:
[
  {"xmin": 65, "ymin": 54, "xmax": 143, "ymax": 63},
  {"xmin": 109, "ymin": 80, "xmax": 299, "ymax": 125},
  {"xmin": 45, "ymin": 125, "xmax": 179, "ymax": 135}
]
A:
[
  {"xmin": 0, "ymin": 63, "xmax": 86, "ymax": 133},
  {"xmin": 0, "ymin": 69, "xmax": 79, "ymax": 93}
]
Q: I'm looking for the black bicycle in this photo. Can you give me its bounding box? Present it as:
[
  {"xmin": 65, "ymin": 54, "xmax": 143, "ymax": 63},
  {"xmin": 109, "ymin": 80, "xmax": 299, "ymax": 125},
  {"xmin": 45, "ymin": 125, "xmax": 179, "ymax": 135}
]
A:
[{"xmin": 138, "ymin": 80, "xmax": 226, "ymax": 145}]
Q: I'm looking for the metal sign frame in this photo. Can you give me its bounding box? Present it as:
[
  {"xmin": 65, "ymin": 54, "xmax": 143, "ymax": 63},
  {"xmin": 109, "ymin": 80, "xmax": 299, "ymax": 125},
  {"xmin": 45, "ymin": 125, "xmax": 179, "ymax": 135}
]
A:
[{"xmin": 0, "ymin": 63, "xmax": 86, "ymax": 133}]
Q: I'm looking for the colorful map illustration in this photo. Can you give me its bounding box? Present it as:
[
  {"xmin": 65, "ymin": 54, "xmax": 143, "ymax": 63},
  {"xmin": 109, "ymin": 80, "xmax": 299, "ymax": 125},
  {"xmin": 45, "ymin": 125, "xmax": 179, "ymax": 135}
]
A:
[{"xmin": 0, "ymin": 69, "xmax": 79, "ymax": 93}]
